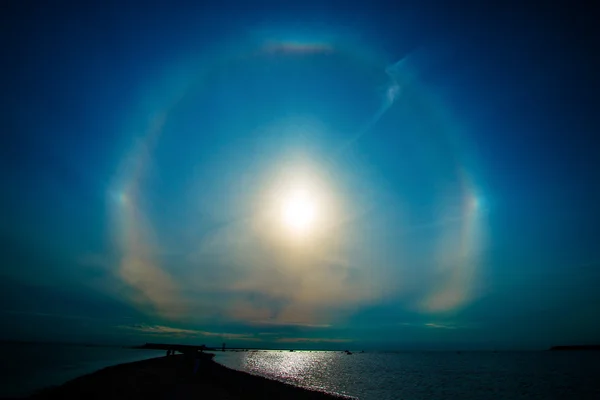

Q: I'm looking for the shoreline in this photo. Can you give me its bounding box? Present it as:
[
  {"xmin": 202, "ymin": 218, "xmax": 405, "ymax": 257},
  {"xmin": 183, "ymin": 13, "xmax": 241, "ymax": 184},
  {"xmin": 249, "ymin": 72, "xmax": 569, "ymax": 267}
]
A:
[{"xmin": 24, "ymin": 353, "xmax": 349, "ymax": 399}]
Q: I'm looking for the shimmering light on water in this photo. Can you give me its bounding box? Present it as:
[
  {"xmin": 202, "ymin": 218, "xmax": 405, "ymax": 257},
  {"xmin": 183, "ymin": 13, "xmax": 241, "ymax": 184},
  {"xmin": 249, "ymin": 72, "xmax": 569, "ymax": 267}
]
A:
[{"xmin": 216, "ymin": 350, "xmax": 600, "ymax": 400}]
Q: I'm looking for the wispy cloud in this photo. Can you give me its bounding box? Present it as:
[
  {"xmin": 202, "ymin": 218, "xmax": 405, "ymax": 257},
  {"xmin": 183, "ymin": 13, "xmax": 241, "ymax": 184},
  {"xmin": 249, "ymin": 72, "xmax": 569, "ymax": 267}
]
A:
[
  {"xmin": 416, "ymin": 191, "xmax": 486, "ymax": 313},
  {"xmin": 425, "ymin": 322, "xmax": 457, "ymax": 330},
  {"xmin": 108, "ymin": 114, "xmax": 183, "ymax": 320},
  {"xmin": 118, "ymin": 324, "xmax": 260, "ymax": 341},
  {"xmin": 103, "ymin": 84, "xmax": 487, "ymax": 328},
  {"xmin": 249, "ymin": 320, "xmax": 331, "ymax": 328},
  {"xmin": 275, "ymin": 337, "xmax": 352, "ymax": 343},
  {"xmin": 398, "ymin": 321, "xmax": 475, "ymax": 330},
  {"xmin": 119, "ymin": 324, "xmax": 353, "ymax": 344}
]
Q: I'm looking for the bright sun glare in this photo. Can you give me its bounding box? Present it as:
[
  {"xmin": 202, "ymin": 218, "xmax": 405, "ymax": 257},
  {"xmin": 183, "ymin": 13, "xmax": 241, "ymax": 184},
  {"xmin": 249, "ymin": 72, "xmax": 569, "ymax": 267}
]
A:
[{"xmin": 281, "ymin": 188, "xmax": 317, "ymax": 235}]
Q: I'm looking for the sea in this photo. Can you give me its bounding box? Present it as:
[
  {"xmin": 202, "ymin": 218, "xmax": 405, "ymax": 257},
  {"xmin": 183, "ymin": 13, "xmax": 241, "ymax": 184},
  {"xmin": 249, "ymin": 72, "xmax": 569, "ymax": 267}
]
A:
[
  {"xmin": 214, "ymin": 350, "xmax": 600, "ymax": 400},
  {"xmin": 0, "ymin": 342, "xmax": 164, "ymax": 398},
  {"xmin": 2, "ymin": 343, "xmax": 599, "ymax": 399}
]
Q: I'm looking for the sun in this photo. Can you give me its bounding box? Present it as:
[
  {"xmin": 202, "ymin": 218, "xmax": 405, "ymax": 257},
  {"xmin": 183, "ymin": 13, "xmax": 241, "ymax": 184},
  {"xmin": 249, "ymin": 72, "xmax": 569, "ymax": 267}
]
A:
[{"xmin": 281, "ymin": 187, "xmax": 317, "ymax": 235}]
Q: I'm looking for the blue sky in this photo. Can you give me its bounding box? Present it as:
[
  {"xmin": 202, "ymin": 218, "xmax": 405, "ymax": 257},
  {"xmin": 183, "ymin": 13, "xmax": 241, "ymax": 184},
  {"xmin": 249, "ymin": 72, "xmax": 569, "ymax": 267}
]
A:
[{"xmin": 1, "ymin": 1, "xmax": 599, "ymax": 350}]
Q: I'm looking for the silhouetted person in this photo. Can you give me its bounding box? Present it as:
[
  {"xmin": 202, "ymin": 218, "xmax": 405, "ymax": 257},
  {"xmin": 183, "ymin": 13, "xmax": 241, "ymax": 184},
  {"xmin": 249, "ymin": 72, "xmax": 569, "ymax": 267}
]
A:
[{"xmin": 193, "ymin": 349, "xmax": 200, "ymax": 375}]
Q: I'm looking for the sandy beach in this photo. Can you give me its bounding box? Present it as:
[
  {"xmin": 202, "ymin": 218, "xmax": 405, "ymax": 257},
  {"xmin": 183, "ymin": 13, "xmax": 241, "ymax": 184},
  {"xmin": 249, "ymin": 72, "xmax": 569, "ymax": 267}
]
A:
[{"xmin": 26, "ymin": 353, "xmax": 345, "ymax": 400}]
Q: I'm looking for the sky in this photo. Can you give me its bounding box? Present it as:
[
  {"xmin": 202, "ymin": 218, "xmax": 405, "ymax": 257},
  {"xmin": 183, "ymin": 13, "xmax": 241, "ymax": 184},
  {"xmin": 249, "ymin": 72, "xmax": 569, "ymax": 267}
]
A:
[{"xmin": 1, "ymin": 1, "xmax": 599, "ymax": 350}]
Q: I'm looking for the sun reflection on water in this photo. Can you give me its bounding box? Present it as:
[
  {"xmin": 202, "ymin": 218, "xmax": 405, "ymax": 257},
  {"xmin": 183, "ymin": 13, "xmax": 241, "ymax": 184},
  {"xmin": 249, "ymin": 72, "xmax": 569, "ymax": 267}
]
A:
[{"xmin": 237, "ymin": 351, "xmax": 357, "ymax": 398}]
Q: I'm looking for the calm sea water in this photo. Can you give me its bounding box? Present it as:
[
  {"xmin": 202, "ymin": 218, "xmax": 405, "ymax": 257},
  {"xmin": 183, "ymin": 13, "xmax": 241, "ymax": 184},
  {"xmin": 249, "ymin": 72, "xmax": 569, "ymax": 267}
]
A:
[
  {"xmin": 214, "ymin": 350, "xmax": 600, "ymax": 400},
  {"xmin": 0, "ymin": 342, "xmax": 164, "ymax": 398},
  {"xmin": 2, "ymin": 344, "xmax": 599, "ymax": 399}
]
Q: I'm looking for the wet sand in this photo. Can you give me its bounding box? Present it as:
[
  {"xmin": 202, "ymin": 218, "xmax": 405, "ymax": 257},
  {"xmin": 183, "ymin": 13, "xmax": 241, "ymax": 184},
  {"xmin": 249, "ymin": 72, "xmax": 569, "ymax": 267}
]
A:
[{"xmin": 28, "ymin": 353, "xmax": 345, "ymax": 399}]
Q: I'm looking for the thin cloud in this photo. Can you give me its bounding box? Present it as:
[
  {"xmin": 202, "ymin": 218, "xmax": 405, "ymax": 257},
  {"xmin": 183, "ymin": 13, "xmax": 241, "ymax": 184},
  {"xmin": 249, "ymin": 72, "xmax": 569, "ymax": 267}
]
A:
[
  {"xmin": 250, "ymin": 320, "xmax": 331, "ymax": 328},
  {"xmin": 275, "ymin": 337, "xmax": 353, "ymax": 343},
  {"xmin": 102, "ymin": 48, "xmax": 486, "ymax": 328},
  {"xmin": 397, "ymin": 321, "xmax": 476, "ymax": 330},
  {"xmin": 109, "ymin": 114, "xmax": 183, "ymax": 320},
  {"xmin": 119, "ymin": 324, "xmax": 259, "ymax": 340},
  {"xmin": 425, "ymin": 323, "xmax": 457, "ymax": 330}
]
